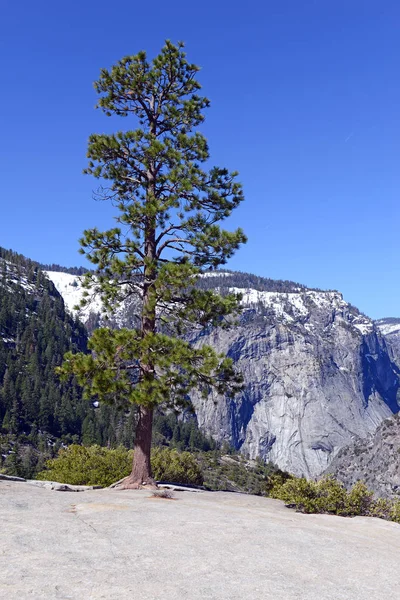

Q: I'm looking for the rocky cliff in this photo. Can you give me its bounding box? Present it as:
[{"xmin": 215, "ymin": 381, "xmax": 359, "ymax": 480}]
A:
[
  {"xmin": 326, "ymin": 413, "xmax": 400, "ymax": 499},
  {"xmin": 46, "ymin": 269, "xmax": 400, "ymax": 478},
  {"xmin": 376, "ymin": 318, "xmax": 400, "ymax": 367},
  {"xmin": 190, "ymin": 279, "xmax": 399, "ymax": 477}
]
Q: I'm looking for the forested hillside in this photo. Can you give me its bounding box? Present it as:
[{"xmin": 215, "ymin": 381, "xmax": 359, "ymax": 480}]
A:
[
  {"xmin": 0, "ymin": 248, "xmax": 218, "ymax": 478},
  {"xmin": 0, "ymin": 249, "xmax": 88, "ymax": 474},
  {"xmin": 0, "ymin": 249, "xmax": 140, "ymax": 476},
  {"xmin": 197, "ymin": 271, "xmax": 308, "ymax": 293}
]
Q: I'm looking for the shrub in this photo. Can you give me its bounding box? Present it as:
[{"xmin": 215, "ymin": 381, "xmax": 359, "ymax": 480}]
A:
[
  {"xmin": 271, "ymin": 474, "xmax": 400, "ymax": 524},
  {"xmin": 390, "ymin": 500, "xmax": 400, "ymax": 524},
  {"xmin": 36, "ymin": 445, "xmax": 132, "ymax": 487},
  {"xmin": 264, "ymin": 469, "xmax": 293, "ymax": 495},
  {"xmin": 151, "ymin": 447, "xmax": 203, "ymax": 486},
  {"xmin": 273, "ymin": 476, "xmax": 349, "ymax": 515},
  {"xmin": 371, "ymin": 498, "xmax": 392, "ymax": 520},
  {"xmin": 36, "ymin": 444, "xmax": 204, "ymax": 487},
  {"xmin": 345, "ymin": 481, "xmax": 373, "ymax": 516},
  {"xmin": 314, "ymin": 477, "xmax": 348, "ymax": 515},
  {"xmin": 271, "ymin": 477, "xmax": 318, "ymax": 513}
]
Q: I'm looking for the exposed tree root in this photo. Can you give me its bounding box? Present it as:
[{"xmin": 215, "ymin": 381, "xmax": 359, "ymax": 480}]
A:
[{"xmin": 108, "ymin": 475, "xmax": 158, "ymax": 490}]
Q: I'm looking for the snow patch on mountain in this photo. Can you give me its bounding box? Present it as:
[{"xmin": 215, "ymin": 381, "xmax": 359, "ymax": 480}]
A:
[
  {"xmin": 199, "ymin": 272, "xmax": 232, "ymax": 278},
  {"xmin": 45, "ymin": 271, "xmax": 103, "ymax": 318},
  {"xmin": 1, "ymin": 259, "xmax": 38, "ymax": 295},
  {"xmin": 228, "ymin": 286, "xmax": 374, "ymax": 333},
  {"xmin": 376, "ymin": 320, "xmax": 400, "ymax": 336},
  {"xmin": 46, "ymin": 269, "xmax": 376, "ymax": 340}
]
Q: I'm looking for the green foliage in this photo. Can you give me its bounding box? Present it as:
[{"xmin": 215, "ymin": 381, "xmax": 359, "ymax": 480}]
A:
[
  {"xmin": 271, "ymin": 475, "xmax": 400, "ymax": 524},
  {"xmin": 36, "ymin": 445, "xmax": 132, "ymax": 487},
  {"xmin": 59, "ymin": 41, "xmax": 246, "ymax": 430},
  {"xmin": 151, "ymin": 447, "xmax": 203, "ymax": 485},
  {"xmin": 152, "ymin": 412, "xmax": 217, "ymax": 452},
  {"xmin": 370, "ymin": 497, "xmax": 393, "ymax": 520},
  {"xmin": 345, "ymin": 481, "xmax": 374, "ymax": 516},
  {"xmin": 271, "ymin": 476, "xmax": 319, "ymax": 513},
  {"xmin": 314, "ymin": 477, "xmax": 349, "ymax": 515},
  {"xmin": 0, "ymin": 251, "xmax": 88, "ymax": 440},
  {"xmin": 199, "ymin": 453, "xmax": 291, "ymax": 495},
  {"xmin": 36, "ymin": 444, "xmax": 203, "ymax": 487},
  {"xmin": 58, "ymin": 328, "xmax": 242, "ymax": 410},
  {"xmin": 390, "ymin": 500, "xmax": 400, "ymax": 524}
]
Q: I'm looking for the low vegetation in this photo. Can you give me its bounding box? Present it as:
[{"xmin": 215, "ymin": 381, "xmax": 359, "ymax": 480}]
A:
[
  {"xmin": 270, "ymin": 475, "xmax": 400, "ymax": 524},
  {"xmin": 151, "ymin": 447, "xmax": 203, "ymax": 486},
  {"xmin": 35, "ymin": 443, "xmax": 288, "ymax": 492},
  {"xmin": 35, "ymin": 444, "xmax": 400, "ymax": 525},
  {"xmin": 199, "ymin": 453, "xmax": 291, "ymax": 495},
  {"xmin": 36, "ymin": 445, "xmax": 203, "ymax": 487}
]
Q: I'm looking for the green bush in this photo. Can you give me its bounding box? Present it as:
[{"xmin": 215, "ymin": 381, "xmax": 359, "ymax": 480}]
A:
[
  {"xmin": 271, "ymin": 476, "xmax": 350, "ymax": 515},
  {"xmin": 36, "ymin": 444, "xmax": 203, "ymax": 487},
  {"xmin": 314, "ymin": 477, "xmax": 348, "ymax": 515},
  {"xmin": 36, "ymin": 445, "xmax": 132, "ymax": 487},
  {"xmin": 345, "ymin": 481, "xmax": 373, "ymax": 516},
  {"xmin": 271, "ymin": 475, "xmax": 400, "ymax": 524},
  {"xmin": 151, "ymin": 447, "xmax": 203, "ymax": 486},
  {"xmin": 390, "ymin": 500, "xmax": 400, "ymax": 524},
  {"xmin": 370, "ymin": 497, "xmax": 392, "ymax": 520},
  {"xmin": 271, "ymin": 477, "xmax": 319, "ymax": 513}
]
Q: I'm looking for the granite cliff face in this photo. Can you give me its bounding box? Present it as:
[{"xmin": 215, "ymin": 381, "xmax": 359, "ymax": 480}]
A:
[
  {"xmin": 376, "ymin": 318, "xmax": 400, "ymax": 368},
  {"xmin": 190, "ymin": 278, "xmax": 399, "ymax": 477},
  {"xmin": 326, "ymin": 413, "xmax": 400, "ymax": 499},
  {"xmin": 46, "ymin": 270, "xmax": 400, "ymax": 478}
]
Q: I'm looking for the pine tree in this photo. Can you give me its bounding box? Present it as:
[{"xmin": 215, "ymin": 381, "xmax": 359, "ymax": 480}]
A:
[{"xmin": 58, "ymin": 41, "xmax": 246, "ymax": 488}]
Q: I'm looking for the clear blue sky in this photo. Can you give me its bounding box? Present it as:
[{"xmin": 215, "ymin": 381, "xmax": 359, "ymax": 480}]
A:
[{"xmin": 1, "ymin": 0, "xmax": 399, "ymax": 319}]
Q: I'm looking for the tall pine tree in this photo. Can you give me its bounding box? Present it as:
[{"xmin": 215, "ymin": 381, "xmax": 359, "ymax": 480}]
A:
[{"xmin": 59, "ymin": 41, "xmax": 246, "ymax": 488}]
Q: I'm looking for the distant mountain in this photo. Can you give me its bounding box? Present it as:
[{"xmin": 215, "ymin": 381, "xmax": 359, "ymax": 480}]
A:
[
  {"xmin": 375, "ymin": 318, "xmax": 400, "ymax": 367},
  {"xmin": 375, "ymin": 317, "xmax": 400, "ymax": 336},
  {"xmin": 45, "ymin": 267, "xmax": 400, "ymax": 478},
  {"xmin": 326, "ymin": 413, "xmax": 400, "ymax": 499},
  {"xmin": 0, "ymin": 249, "xmax": 87, "ymax": 437},
  {"xmin": 190, "ymin": 285, "xmax": 399, "ymax": 477},
  {"xmin": 0, "ymin": 249, "xmax": 135, "ymax": 477},
  {"xmin": 3, "ymin": 247, "xmax": 399, "ymax": 480}
]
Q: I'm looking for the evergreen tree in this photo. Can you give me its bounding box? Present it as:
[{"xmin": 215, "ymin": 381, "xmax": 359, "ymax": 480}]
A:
[
  {"xmin": 59, "ymin": 41, "xmax": 246, "ymax": 488},
  {"xmin": 0, "ymin": 250, "xmax": 89, "ymax": 448}
]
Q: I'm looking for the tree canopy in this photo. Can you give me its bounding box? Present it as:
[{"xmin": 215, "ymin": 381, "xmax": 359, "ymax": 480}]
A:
[{"xmin": 59, "ymin": 41, "xmax": 246, "ymax": 488}]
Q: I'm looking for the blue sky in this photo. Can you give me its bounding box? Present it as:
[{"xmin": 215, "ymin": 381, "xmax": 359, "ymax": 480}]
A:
[{"xmin": 1, "ymin": 0, "xmax": 399, "ymax": 318}]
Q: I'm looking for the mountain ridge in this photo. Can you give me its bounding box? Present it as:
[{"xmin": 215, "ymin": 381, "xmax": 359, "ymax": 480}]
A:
[
  {"xmin": 43, "ymin": 264, "xmax": 400, "ymax": 478},
  {"xmin": 2, "ymin": 246, "xmax": 399, "ymax": 480}
]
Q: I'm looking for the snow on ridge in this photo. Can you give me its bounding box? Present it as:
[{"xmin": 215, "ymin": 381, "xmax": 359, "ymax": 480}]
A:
[
  {"xmin": 46, "ymin": 269, "xmax": 376, "ymax": 337},
  {"xmin": 199, "ymin": 272, "xmax": 232, "ymax": 278},
  {"xmin": 353, "ymin": 323, "xmax": 374, "ymax": 335},
  {"xmin": 0, "ymin": 258, "xmax": 37, "ymax": 294},
  {"xmin": 228, "ymin": 287, "xmax": 346, "ymax": 312},
  {"xmin": 45, "ymin": 271, "xmax": 103, "ymax": 317},
  {"xmin": 228, "ymin": 286, "xmax": 375, "ymax": 333},
  {"xmin": 376, "ymin": 322, "xmax": 400, "ymax": 336}
]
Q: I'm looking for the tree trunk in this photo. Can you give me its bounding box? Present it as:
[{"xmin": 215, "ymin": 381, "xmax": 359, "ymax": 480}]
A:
[
  {"xmin": 113, "ymin": 405, "xmax": 156, "ymax": 489},
  {"xmin": 112, "ymin": 121, "xmax": 158, "ymax": 491}
]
